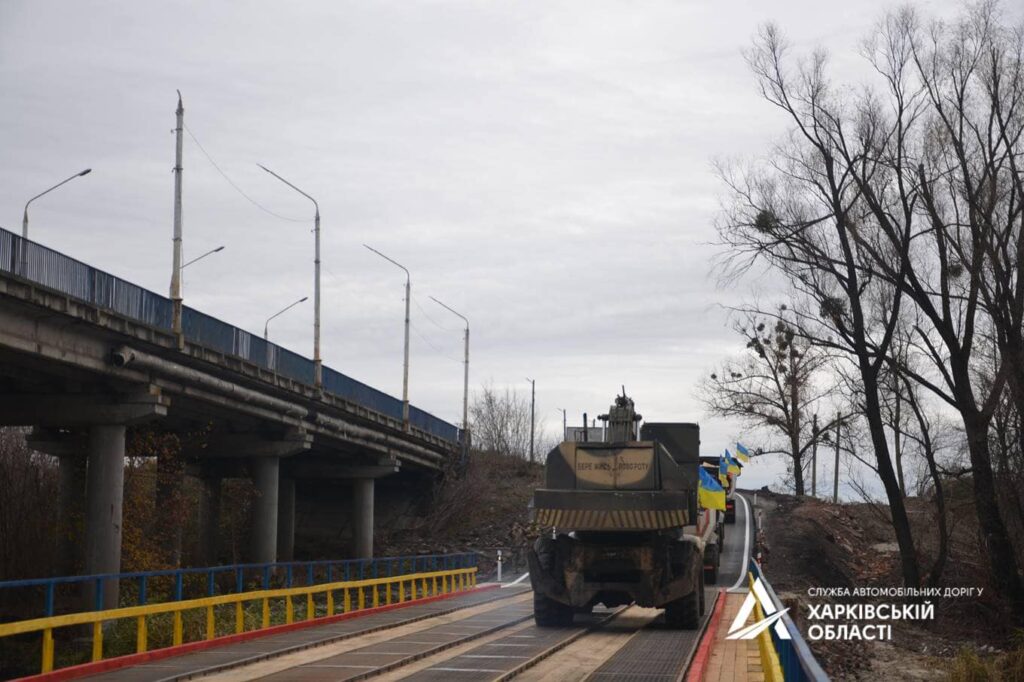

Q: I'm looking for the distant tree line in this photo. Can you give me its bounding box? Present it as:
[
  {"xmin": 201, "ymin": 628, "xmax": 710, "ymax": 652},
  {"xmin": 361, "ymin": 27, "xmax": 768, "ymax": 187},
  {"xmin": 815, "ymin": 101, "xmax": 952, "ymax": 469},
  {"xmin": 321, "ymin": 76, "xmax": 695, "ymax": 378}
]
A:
[{"xmin": 701, "ymin": 1, "xmax": 1024, "ymax": 620}]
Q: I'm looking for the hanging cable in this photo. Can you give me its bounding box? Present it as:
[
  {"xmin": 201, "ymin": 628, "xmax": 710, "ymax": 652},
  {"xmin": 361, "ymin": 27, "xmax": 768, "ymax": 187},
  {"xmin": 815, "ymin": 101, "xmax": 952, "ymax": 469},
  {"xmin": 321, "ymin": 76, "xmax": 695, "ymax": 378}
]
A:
[{"xmin": 184, "ymin": 123, "xmax": 310, "ymax": 223}]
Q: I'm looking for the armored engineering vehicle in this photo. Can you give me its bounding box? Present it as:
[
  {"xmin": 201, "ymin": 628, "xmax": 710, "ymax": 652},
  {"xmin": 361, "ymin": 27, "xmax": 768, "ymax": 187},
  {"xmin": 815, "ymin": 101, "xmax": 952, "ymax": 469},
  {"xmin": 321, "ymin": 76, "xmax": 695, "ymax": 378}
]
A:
[{"xmin": 528, "ymin": 393, "xmax": 720, "ymax": 628}]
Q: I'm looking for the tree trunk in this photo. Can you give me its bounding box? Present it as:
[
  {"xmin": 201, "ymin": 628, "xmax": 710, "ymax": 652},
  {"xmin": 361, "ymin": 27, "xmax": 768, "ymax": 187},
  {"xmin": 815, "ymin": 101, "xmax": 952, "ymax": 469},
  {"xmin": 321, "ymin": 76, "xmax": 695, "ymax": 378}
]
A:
[
  {"xmin": 963, "ymin": 410, "xmax": 1024, "ymax": 620},
  {"xmin": 924, "ymin": 448, "xmax": 949, "ymax": 587},
  {"xmin": 863, "ymin": 365, "xmax": 920, "ymax": 587}
]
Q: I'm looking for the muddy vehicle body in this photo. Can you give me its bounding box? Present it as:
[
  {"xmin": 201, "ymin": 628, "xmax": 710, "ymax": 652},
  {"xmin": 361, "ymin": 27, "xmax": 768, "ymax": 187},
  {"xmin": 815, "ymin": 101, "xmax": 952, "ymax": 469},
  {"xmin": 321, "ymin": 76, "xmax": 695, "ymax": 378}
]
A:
[{"xmin": 528, "ymin": 395, "xmax": 719, "ymax": 628}]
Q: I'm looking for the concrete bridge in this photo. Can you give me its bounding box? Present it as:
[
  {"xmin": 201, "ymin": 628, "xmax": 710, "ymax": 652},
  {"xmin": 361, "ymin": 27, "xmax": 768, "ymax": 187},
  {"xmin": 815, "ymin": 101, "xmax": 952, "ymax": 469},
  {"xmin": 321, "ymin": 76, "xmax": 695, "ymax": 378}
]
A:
[{"xmin": 0, "ymin": 227, "xmax": 462, "ymax": 607}]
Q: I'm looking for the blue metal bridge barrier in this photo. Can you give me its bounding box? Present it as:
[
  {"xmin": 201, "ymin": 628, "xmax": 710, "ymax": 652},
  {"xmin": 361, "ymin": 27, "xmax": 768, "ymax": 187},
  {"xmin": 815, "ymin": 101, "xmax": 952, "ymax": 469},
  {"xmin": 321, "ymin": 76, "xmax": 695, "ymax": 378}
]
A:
[
  {"xmin": 0, "ymin": 553, "xmax": 478, "ymax": 622},
  {"xmin": 749, "ymin": 558, "xmax": 829, "ymax": 682},
  {"xmin": 0, "ymin": 227, "xmax": 460, "ymax": 443}
]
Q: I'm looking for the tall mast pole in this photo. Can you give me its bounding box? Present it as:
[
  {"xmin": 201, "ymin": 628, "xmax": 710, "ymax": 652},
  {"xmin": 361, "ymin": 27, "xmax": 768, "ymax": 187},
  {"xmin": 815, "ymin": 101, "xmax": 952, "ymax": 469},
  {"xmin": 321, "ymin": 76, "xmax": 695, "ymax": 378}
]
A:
[
  {"xmin": 402, "ymin": 274, "xmax": 411, "ymax": 427},
  {"xmin": 462, "ymin": 324, "xmax": 470, "ymax": 455},
  {"xmin": 314, "ymin": 207, "xmax": 321, "ymax": 387},
  {"xmin": 170, "ymin": 91, "xmax": 184, "ymax": 348}
]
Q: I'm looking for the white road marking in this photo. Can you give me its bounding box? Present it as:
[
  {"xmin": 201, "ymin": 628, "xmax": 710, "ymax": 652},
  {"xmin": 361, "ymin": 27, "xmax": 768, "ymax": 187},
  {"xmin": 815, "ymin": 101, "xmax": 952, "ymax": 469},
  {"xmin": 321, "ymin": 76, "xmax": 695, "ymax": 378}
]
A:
[
  {"xmin": 505, "ymin": 571, "xmax": 530, "ymax": 586},
  {"xmin": 727, "ymin": 492, "xmax": 752, "ymax": 593}
]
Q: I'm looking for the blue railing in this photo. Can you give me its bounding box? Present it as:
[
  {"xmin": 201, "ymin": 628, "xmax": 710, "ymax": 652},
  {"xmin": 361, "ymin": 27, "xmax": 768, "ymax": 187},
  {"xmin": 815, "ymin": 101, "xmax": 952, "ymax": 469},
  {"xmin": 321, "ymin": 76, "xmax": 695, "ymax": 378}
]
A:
[
  {"xmin": 0, "ymin": 553, "xmax": 478, "ymax": 622},
  {"xmin": 749, "ymin": 558, "xmax": 829, "ymax": 682},
  {"xmin": 0, "ymin": 228, "xmax": 460, "ymax": 443}
]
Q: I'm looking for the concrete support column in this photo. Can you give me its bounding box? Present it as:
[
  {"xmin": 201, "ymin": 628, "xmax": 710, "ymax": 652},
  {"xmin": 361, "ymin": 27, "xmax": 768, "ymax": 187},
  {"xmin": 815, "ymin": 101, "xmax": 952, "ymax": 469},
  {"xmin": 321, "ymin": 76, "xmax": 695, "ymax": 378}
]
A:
[
  {"xmin": 84, "ymin": 425, "xmax": 126, "ymax": 610},
  {"xmin": 251, "ymin": 456, "xmax": 279, "ymax": 564},
  {"xmin": 352, "ymin": 478, "xmax": 374, "ymax": 559},
  {"xmin": 57, "ymin": 455, "xmax": 87, "ymax": 575},
  {"xmin": 198, "ymin": 475, "xmax": 222, "ymax": 565},
  {"xmin": 277, "ymin": 478, "xmax": 296, "ymax": 562}
]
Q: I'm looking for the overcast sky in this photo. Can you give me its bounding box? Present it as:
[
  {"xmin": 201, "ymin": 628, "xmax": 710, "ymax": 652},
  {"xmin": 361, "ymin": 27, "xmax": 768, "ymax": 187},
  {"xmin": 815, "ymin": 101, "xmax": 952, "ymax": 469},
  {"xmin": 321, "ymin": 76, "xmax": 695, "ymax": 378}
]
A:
[{"xmin": 1, "ymin": 0, "xmax": 988, "ymax": 494}]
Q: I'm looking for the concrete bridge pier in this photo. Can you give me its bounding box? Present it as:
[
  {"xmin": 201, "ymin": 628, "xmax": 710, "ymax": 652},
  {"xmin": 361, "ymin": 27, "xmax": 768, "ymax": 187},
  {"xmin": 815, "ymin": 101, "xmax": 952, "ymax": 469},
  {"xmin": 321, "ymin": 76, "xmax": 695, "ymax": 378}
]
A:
[
  {"xmin": 198, "ymin": 473, "xmax": 222, "ymax": 564},
  {"xmin": 84, "ymin": 424, "xmax": 126, "ymax": 610},
  {"xmin": 25, "ymin": 428, "xmax": 86, "ymax": 575},
  {"xmin": 352, "ymin": 478, "xmax": 374, "ymax": 559},
  {"xmin": 277, "ymin": 478, "xmax": 296, "ymax": 562},
  {"xmin": 251, "ymin": 456, "xmax": 279, "ymax": 564},
  {"xmin": 8, "ymin": 392, "xmax": 168, "ymax": 609},
  {"xmin": 57, "ymin": 454, "xmax": 87, "ymax": 574}
]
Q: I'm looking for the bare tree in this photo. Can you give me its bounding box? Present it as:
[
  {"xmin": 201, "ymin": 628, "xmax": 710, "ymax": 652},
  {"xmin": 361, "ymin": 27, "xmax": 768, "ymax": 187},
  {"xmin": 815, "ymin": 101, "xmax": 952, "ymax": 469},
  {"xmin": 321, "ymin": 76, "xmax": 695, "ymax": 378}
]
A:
[
  {"xmin": 720, "ymin": 3, "xmax": 1024, "ymax": 610},
  {"xmin": 718, "ymin": 24, "xmax": 921, "ymax": 587},
  {"xmin": 699, "ymin": 312, "xmax": 834, "ymax": 495},
  {"xmin": 470, "ymin": 383, "xmax": 543, "ymax": 460}
]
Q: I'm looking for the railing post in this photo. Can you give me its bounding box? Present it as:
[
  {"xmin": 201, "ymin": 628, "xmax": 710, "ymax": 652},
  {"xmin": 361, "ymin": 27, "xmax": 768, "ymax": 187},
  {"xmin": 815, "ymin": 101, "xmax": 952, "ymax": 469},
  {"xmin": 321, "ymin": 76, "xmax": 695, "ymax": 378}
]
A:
[
  {"xmin": 44, "ymin": 583, "xmax": 55, "ymax": 617},
  {"xmin": 41, "ymin": 627, "xmax": 55, "ymax": 673}
]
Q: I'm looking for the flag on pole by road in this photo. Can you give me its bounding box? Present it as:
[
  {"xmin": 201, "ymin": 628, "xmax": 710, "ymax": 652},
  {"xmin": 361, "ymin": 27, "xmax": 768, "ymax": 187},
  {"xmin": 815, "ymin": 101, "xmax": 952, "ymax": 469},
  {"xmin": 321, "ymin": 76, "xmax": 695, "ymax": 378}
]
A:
[
  {"xmin": 699, "ymin": 467, "xmax": 727, "ymax": 511},
  {"xmin": 735, "ymin": 442, "xmax": 751, "ymax": 463},
  {"xmin": 725, "ymin": 449, "xmax": 741, "ymax": 475}
]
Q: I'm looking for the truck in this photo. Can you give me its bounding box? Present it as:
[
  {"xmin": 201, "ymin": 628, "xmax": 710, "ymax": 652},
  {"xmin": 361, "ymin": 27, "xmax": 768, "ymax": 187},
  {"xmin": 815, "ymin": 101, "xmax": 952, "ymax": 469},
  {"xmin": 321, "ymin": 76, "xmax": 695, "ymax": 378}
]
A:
[{"xmin": 528, "ymin": 393, "xmax": 721, "ymax": 628}]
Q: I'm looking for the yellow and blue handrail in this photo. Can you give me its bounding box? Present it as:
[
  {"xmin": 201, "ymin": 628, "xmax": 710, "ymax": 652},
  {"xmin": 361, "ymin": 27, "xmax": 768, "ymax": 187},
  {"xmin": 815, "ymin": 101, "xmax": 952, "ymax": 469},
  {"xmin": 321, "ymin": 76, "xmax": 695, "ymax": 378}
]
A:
[
  {"xmin": 0, "ymin": 566, "xmax": 477, "ymax": 675},
  {"xmin": 746, "ymin": 558, "xmax": 828, "ymax": 682},
  {"xmin": 0, "ymin": 553, "xmax": 477, "ymax": 620}
]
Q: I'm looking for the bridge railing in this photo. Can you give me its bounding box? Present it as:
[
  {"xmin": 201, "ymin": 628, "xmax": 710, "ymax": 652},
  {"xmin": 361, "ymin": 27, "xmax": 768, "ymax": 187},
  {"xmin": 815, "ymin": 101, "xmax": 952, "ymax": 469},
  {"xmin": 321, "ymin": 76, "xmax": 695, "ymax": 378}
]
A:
[
  {"xmin": 0, "ymin": 566, "xmax": 479, "ymax": 677},
  {"xmin": 0, "ymin": 227, "xmax": 460, "ymax": 443},
  {"xmin": 0, "ymin": 554, "xmax": 477, "ymax": 622},
  {"xmin": 748, "ymin": 557, "xmax": 829, "ymax": 682}
]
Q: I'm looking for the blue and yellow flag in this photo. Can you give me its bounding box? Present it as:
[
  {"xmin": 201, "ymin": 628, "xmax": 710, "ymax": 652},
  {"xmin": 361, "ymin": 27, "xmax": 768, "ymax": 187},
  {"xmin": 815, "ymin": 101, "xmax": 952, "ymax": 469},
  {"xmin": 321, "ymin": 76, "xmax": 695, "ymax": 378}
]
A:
[
  {"xmin": 699, "ymin": 467, "xmax": 726, "ymax": 511},
  {"xmin": 725, "ymin": 449, "xmax": 741, "ymax": 475},
  {"xmin": 719, "ymin": 454, "xmax": 729, "ymax": 485},
  {"xmin": 735, "ymin": 442, "xmax": 751, "ymax": 463}
]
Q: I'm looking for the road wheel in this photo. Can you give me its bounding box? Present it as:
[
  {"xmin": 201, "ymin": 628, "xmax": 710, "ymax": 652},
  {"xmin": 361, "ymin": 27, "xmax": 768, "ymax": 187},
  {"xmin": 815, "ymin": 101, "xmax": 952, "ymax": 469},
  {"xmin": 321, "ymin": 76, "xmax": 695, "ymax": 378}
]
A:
[
  {"xmin": 534, "ymin": 592, "xmax": 574, "ymax": 626},
  {"xmin": 704, "ymin": 544, "xmax": 719, "ymax": 584},
  {"xmin": 533, "ymin": 537, "xmax": 573, "ymax": 627},
  {"xmin": 666, "ymin": 563, "xmax": 704, "ymax": 629}
]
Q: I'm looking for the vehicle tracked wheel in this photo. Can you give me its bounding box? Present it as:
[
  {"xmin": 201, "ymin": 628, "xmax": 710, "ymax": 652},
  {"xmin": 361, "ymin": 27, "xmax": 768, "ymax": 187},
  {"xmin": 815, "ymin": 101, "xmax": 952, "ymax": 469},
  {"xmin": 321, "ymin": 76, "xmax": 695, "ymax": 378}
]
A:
[
  {"xmin": 704, "ymin": 544, "xmax": 719, "ymax": 584},
  {"xmin": 534, "ymin": 592, "xmax": 574, "ymax": 626}
]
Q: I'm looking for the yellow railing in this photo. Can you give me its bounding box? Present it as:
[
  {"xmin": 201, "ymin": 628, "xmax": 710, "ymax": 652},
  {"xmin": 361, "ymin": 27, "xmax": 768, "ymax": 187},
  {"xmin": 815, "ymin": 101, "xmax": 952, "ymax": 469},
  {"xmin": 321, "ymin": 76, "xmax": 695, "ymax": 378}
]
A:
[
  {"xmin": 748, "ymin": 572, "xmax": 784, "ymax": 682},
  {"xmin": 0, "ymin": 567, "xmax": 477, "ymax": 675}
]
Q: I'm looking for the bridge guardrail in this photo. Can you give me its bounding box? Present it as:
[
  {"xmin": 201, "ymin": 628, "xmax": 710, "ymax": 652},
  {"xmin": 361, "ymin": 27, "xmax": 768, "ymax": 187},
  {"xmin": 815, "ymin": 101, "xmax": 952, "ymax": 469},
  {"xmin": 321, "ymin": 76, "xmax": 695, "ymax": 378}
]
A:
[
  {"xmin": 748, "ymin": 557, "xmax": 829, "ymax": 682},
  {"xmin": 0, "ymin": 566, "xmax": 478, "ymax": 676},
  {"xmin": 0, "ymin": 553, "xmax": 477, "ymax": 622},
  {"xmin": 0, "ymin": 228, "xmax": 460, "ymax": 443}
]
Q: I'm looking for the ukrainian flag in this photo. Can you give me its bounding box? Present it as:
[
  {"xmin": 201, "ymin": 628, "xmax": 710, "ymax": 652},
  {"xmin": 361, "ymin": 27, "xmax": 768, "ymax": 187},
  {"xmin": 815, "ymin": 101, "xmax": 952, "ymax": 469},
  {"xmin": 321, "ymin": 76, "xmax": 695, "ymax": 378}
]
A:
[
  {"xmin": 699, "ymin": 467, "xmax": 726, "ymax": 511},
  {"xmin": 719, "ymin": 454, "xmax": 729, "ymax": 485},
  {"xmin": 735, "ymin": 442, "xmax": 751, "ymax": 463},
  {"xmin": 725, "ymin": 449, "xmax": 741, "ymax": 475}
]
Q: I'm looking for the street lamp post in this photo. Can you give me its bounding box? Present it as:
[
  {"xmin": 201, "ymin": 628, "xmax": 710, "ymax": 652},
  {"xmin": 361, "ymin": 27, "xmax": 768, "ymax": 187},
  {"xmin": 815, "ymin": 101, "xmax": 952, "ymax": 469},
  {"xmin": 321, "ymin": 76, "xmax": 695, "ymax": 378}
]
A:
[
  {"xmin": 526, "ymin": 378, "xmax": 536, "ymax": 463},
  {"xmin": 430, "ymin": 297, "xmax": 469, "ymax": 458},
  {"xmin": 364, "ymin": 244, "xmax": 411, "ymax": 430},
  {"xmin": 264, "ymin": 296, "xmax": 309, "ymax": 367},
  {"xmin": 180, "ymin": 245, "xmax": 225, "ymax": 269},
  {"xmin": 21, "ymin": 167, "xmax": 92, "ymax": 275},
  {"xmin": 258, "ymin": 165, "xmax": 322, "ymax": 388}
]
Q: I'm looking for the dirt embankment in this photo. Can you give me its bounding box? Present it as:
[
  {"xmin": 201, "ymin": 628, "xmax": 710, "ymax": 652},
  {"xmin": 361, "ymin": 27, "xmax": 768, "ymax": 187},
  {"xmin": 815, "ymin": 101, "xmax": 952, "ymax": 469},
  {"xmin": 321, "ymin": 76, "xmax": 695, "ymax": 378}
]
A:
[
  {"xmin": 376, "ymin": 450, "xmax": 543, "ymax": 579},
  {"xmin": 753, "ymin": 488, "xmax": 1007, "ymax": 681}
]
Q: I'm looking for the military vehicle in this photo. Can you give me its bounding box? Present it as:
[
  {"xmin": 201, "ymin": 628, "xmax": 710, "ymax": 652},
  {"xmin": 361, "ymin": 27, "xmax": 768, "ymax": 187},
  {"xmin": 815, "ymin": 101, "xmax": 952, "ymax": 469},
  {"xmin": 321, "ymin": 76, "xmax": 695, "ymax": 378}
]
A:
[{"xmin": 528, "ymin": 393, "xmax": 720, "ymax": 628}]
